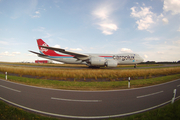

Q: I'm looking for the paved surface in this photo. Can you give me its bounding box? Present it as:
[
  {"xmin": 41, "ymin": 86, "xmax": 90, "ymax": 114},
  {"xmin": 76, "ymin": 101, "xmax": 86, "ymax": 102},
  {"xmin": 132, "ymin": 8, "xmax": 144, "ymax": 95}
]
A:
[
  {"xmin": 1, "ymin": 63, "xmax": 180, "ymax": 69},
  {"xmin": 0, "ymin": 79, "xmax": 180, "ymax": 119}
]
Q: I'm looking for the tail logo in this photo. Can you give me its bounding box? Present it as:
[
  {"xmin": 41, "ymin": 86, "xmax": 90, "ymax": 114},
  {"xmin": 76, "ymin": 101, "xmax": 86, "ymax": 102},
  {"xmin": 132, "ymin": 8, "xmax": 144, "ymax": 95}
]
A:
[{"xmin": 40, "ymin": 43, "xmax": 48, "ymax": 53}]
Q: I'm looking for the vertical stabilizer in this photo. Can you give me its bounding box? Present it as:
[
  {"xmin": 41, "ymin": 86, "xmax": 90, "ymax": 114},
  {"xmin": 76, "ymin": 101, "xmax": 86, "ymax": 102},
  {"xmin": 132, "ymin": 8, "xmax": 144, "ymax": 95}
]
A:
[{"xmin": 37, "ymin": 39, "xmax": 60, "ymax": 56}]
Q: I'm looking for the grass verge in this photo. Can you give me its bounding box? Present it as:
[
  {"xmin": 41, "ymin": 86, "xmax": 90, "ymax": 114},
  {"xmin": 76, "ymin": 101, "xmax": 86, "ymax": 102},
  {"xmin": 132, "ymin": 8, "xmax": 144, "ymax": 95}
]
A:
[
  {"xmin": 0, "ymin": 100, "xmax": 59, "ymax": 120},
  {"xmin": 114, "ymin": 99, "xmax": 180, "ymax": 120},
  {"xmin": 0, "ymin": 99, "xmax": 180, "ymax": 120},
  {"xmin": 0, "ymin": 74, "xmax": 180, "ymax": 90}
]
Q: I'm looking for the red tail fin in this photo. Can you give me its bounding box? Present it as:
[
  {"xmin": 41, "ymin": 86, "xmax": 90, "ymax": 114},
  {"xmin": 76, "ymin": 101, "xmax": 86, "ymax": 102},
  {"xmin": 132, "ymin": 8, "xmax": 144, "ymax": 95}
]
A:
[{"xmin": 37, "ymin": 39, "xmax": 60, "ymax": 56}]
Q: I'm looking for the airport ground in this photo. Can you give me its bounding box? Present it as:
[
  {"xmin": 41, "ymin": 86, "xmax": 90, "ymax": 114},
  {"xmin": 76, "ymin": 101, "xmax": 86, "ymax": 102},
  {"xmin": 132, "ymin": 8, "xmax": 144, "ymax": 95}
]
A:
[
  {"xmin": 0, "ymin": 62, "xmax": 180, "ymax": 119},
  {"xmin": 0, "ymin": 62, "xmax": 180, "ymax": 90}
]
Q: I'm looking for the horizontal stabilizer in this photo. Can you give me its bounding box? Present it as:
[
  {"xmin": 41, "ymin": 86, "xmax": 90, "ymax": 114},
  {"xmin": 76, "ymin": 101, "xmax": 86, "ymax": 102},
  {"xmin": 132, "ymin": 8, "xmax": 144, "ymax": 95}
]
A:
[{"xmin": 29, "ymin": 50, "xmax": 48, "ymax": 57}]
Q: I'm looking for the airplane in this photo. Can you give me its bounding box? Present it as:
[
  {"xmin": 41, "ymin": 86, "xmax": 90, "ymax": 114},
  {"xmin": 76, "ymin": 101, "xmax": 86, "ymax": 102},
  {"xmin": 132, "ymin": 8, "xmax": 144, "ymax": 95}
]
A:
[{"xmin": 29, "ymin": 39, "xmax": 144, "ymax": 68}]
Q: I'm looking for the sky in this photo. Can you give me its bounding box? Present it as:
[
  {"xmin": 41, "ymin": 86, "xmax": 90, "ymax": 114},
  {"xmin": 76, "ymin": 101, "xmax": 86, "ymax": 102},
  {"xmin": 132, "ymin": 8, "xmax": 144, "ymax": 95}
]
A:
[{"xmin": 0, "ymin": 0, "xmax": 180, "ymax": 62}]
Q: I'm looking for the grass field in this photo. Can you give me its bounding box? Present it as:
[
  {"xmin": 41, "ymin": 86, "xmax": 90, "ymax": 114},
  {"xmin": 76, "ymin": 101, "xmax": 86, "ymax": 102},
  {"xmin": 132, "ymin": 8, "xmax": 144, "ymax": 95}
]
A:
[
  {"xmin": 0, "ymin": 62, "xmax": 163, "ymax": 67},
  {"xmin": 0, "ymin": 63, "xmax": 180, "ymax": 90},
  {"xmin": 0, "ymin": 64, "xmax": 180, "ymax": 81}
]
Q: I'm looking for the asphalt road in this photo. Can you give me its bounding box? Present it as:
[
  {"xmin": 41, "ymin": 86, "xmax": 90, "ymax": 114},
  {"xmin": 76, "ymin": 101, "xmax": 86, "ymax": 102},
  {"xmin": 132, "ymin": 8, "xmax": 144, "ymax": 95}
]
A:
[{"xmin": 0, "ymin": 79, "xmax": 180, "ymax": 119}]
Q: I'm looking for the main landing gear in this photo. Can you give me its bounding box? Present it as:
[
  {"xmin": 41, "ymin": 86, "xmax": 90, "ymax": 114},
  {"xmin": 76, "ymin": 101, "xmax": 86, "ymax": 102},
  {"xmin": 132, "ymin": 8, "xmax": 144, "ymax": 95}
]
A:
[
  {"xmin": 134, "ymin": 64, "xmax": 137, "ymax": 68},
  {"xmin": 88, "ymin": 66, "xmax": 100, "ymax": 69}
]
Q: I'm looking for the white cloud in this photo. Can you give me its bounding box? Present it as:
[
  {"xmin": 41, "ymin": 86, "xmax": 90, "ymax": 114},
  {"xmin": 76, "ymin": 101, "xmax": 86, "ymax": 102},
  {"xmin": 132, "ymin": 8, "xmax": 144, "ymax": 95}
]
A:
[
  {"xmin": 27, "ymin": 53, "xmax": 37, "ymax": 56},
  {"xmin": 70, "ymin": 48, "xmax": 82, "ymax": 51},
  {"xmin": 158, "ymin": 13, "xmax": 164, "ymax": 19},
  {"xmin": 8, "ymin": 0, "xmax": 38, "ymax": 19},
  {"xmin": 31, "ymin": 10, "xmax": 40, "ymax": 18},
  {"xmin": 31, "ymin": 15, "xmax": 40, "ymax": 18},
  {"xmin": 33, "ymin": 27, "xmax": 45, "ymax": 32},
  {"xmin": 140, "ymin": 38, "xmax": 180, "ymax": 62},
  {"xmin": 58, "ymin": 37, "xmax": 69, "ymax": 41},
  {"xmin": 33, "ymin": 27, "xmax": 52, "ymax": 38},
  {"xmin": 92, "ymin": 7, "xmax": 109, "ymax": 20},
  {"xmin": 144, "ymin": 54, "xmax": 148, "ymax": 58},
  {"xmin": 144, "ymin": 37, "xmax": 160, "ymax": 41},
  {"xmin": 12, "ymin": 52, "xmax": 21, "ymax": 55},
  {"xmin": 131, "ymin": 6, "xmax": 155, "ymax": 31},
  {"xmin": 177, "ymin": 27, "xmax": 180, "ymax": 32},
  {"xmin": 120, "ymin": 48, "xmax": 133, "ymax": 53},
  {"xmin": 64, "ymin": 47, "xmax": 68, "ymax": 49},
  {"xmin": 131, "ymin": 7, "xmax": 153, "ymax": 18},
  {"xmin": 157, "ymin": 51, "xmax": 164, "ymax": 54},
  {"xmin": 162, "ymin": 18, "xmax": 169, "ymax": 24},
  {"xmin": 0, "ymin": 38, "xmax": 26, "ymax": 46},
  {"xmin": 35, "ymin": 11, "xmax": 40, "ymax": 14},
  {"xmin": 173, "ymin": 40, "xmax": 180, "ymax": 44},
  {"xmin": 136, "ymin": 15, "xmax": 154, "ymax": 30},
  {"xmin": 53, "ymin": 44, "xmax": 61, "ymax": 48},
  {"xmin": 98, "ymin": 23, "xmax": 118, "ymax": 35},
  {"xmin": 43, "ymin": 33, "xmax": 52, "ymax": 38},
  {"xmin": 0, "ymin": 41, "xmax": 8, "ymax": 45},
  {"xmin": 99, "ymin": 23, "xmax": 118, "ymax": 31},
  {"xmin": 163, "ymin": 0, "xmax": 180, "ymax": 15},
  {"xmin": 0, "ymin": 51, "xmax": 14, "ymax": 56},
  {"xmin": 102, "ymin": 31, "xmax": 113, "ymax": 35},
  {"xmin": 92, "ymin": 3, "xmax": 118, "ymax": 35},
  {"xmin": 0, "ymin": 51, "xmax": 21, "ymax": 56}
]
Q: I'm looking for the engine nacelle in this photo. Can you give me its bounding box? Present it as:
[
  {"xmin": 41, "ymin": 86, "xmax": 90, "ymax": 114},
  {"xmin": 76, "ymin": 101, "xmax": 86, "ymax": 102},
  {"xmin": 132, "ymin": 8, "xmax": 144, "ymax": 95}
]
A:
[
  {"xmin": 89, "ymin": 57, "xmax": 106, "ymax": 66},
  {"xmin": 106, "ymin": 60, "xmax": 118, "ymax": 67}
]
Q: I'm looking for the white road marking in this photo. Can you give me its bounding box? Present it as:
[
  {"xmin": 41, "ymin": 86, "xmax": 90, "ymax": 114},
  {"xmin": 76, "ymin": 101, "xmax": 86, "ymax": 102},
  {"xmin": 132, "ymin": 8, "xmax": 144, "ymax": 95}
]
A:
[
  {"xmin": 137, "ymin": 91, "xmax": 163, "ymax": 98},
  {"xmin": 1, "ymin": 96, "xmax": 180, "ymax": 119},
  {"xmin": 0, "ymin": 85, "xmax": 21, "ymax": 92},
  {"xmin": 177, "ymin": 84, "xmax": 180, "ymax": 87},
  {"xmin": 51, "ymin": 97, "xmax": 102, "ymax": 102}
]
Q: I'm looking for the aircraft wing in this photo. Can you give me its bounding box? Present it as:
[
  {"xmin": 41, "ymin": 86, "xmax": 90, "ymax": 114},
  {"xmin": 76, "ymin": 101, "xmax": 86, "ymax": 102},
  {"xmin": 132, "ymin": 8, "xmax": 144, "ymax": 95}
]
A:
[{"xmin": 39, "ymin": 46, "xmax": 89, "ymax": 58}]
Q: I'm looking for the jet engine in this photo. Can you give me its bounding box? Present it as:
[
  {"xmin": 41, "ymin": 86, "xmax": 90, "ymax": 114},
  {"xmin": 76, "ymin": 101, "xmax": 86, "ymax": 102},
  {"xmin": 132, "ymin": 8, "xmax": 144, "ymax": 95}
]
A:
[
  {"xmin": 89, "ymin": 57, "xmax": 106, "ymax": 66},
  {"xmin": 106, "ymin": 60, "xmax": 118, "ymax": 67}
]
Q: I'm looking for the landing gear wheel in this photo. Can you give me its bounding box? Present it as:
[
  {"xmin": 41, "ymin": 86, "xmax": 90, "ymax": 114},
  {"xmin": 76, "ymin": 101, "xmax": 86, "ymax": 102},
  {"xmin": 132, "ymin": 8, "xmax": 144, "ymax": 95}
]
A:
[
  {"xmin": 134, "ymin": 64, "xmax": 137, "ymax": 68},
  {"xmin": 88, "ymin": 66, "xmax": 100, "ymax": 69}
]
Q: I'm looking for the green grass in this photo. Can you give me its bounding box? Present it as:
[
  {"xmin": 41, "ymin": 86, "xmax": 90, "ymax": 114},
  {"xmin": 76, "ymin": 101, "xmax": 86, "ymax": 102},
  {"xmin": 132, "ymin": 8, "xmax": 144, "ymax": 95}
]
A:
[
  {"xmin": 0, "ymin": 101, "xmax": 59, "ymax": 120},
  {"xmin": 0, "ymin": 99, "xmax": 180, "ymax": 120},
  {"xmin": 112, "ymin": 99, "xmax": 180, "ymax": 120},
  {"xmin": 0, "ymin": 73, "xmax": 180, "ymax": 90}
]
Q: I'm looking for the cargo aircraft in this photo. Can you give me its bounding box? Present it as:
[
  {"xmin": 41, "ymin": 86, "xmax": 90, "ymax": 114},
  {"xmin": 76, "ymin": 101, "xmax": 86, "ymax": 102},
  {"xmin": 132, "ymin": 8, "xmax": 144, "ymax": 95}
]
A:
[{"xmin": 29, "ymin": 39, "xmax": 144, "ymax": 68}]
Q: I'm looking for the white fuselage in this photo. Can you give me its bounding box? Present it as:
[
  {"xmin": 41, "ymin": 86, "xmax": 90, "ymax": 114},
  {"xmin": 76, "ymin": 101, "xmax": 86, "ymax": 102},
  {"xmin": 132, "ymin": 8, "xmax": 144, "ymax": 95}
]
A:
[{"xmin": 39, "ymin": 53, "xmax": 143, "ymax": 65}]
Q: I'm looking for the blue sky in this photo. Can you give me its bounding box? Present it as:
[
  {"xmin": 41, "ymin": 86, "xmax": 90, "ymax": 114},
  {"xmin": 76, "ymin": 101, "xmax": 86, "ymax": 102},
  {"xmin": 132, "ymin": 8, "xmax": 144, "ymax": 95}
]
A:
[{"xmin": 0, "ymin": 0, "xmax": 180, "ymax": 62}]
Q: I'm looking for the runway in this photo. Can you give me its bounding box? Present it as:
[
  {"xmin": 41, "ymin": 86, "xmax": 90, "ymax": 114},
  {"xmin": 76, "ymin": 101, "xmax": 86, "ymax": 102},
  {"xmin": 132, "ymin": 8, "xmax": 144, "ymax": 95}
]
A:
[
  {"xmin": 0, "ymin": 79, "xmax": 180, "ymax": 119},
  {"xmin": 1, "ymin": 62, "xmax": 180, "ymax": 69}
]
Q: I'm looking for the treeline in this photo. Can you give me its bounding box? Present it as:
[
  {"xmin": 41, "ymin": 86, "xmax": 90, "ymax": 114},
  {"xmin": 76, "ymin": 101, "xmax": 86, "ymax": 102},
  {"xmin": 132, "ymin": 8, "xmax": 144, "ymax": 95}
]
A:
[{"xmin": 140, "ymin": 60, "xmax": 180, "ymax": 64}]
